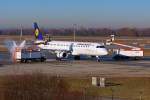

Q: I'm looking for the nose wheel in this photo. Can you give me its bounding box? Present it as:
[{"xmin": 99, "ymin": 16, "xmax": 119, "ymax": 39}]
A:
[{"xmin": 96, "ymin": 56, "xmax": 101, "ymax": 62}]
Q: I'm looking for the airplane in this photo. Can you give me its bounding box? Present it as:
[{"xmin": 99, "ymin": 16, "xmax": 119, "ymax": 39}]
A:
[{"xmin": 33, "ymin": 22, "xmax": 108, "ymax": 61}]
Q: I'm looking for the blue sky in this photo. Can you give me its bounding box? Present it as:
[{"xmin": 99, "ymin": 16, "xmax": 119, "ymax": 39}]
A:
[{"xmin": 0, "ymin": 0, "xmax": 150, "ymax": 29}]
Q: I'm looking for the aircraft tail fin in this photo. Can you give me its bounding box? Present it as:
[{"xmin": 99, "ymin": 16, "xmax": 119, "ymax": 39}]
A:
[{"xmin": 34, "ymin": 22, "xmax": 43, "ymax": 40}]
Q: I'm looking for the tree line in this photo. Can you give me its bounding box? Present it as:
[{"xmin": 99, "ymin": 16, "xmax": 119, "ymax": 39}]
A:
[{"xmin": 0, "ymin": 28, "xmax": 150, "ymax": 36}]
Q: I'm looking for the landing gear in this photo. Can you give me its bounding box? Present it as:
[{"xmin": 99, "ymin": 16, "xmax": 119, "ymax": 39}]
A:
[{"xmin": 96, "ymin": 56, "xmax": 101, "ymax": 62}]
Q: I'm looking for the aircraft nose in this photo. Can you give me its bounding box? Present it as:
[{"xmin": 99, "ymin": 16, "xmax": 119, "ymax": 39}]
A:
[
  {"xmin": 102, "ymin": 49, "xmax": 108, "ymax": 55},
  {"xmin": 104, "ymin": 49, "xmax": 108, "ymax": 55}
]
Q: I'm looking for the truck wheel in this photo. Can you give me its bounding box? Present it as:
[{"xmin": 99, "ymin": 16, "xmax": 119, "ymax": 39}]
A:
[
  {"xmin": 113, "ymin": 56, "xmax": 120, "ymax": 61},
  {"xmin": 56, "ymin": 57, "xmax": 62, "ymax": 61},
  {"xmin": 21, "ymin": 59, "xmax": 24, "ymax": 63},
  {"xmin": 134, "ymin": 57, "xmax": 141, "ymax": 60},
  {"xmin": 25, "ymin": 59, "xmax": 28, "ymax": 63},
  {"xmin": 41, "ymin": 57, "xmax": 46, "ymax": 62}
]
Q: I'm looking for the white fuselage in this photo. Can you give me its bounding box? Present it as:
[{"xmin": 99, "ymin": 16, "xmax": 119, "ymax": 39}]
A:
[{"xmin": 36, "ymin": 40, "xmax": 108, "ymax": 56}]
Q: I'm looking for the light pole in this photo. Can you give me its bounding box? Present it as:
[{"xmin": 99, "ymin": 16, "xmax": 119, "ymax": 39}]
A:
[
  {"xmin": 73, "ymin": 24, "xmax": 77, "ymax": 42},
  {"xmin": 111, "ymin": 87, "xmax": 114, "ymax": 100},
  {"xmin": 20, "ymin": 25, "xmax": 23, "ymax": 41}
]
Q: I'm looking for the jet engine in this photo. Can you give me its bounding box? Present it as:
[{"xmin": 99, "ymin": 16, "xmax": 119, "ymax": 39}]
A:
[{"xmin": 56, "ymin": 51, "xmax": 68, "ymax": 59}]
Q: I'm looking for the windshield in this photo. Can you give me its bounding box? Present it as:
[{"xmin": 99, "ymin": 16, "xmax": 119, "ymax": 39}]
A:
[{"xmin": 96, "ymin": 46, "xmax": 105, "ymax": 48}]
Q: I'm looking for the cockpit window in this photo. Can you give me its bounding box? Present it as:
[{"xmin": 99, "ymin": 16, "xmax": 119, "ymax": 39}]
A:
[{"xmin": 96, "ymin": 46, "xmax": 105, "ymax": 48}]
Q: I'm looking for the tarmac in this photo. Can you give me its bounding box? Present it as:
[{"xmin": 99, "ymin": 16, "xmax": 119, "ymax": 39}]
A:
[{"xmin": 0, "ymin": 52, "xmax": 150, "ymax": 77}]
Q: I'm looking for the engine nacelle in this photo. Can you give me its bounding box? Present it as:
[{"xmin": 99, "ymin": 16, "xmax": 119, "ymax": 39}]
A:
[{"xmin": 56, "ymin": 51, "xmax": 68, "ymax": 58}]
